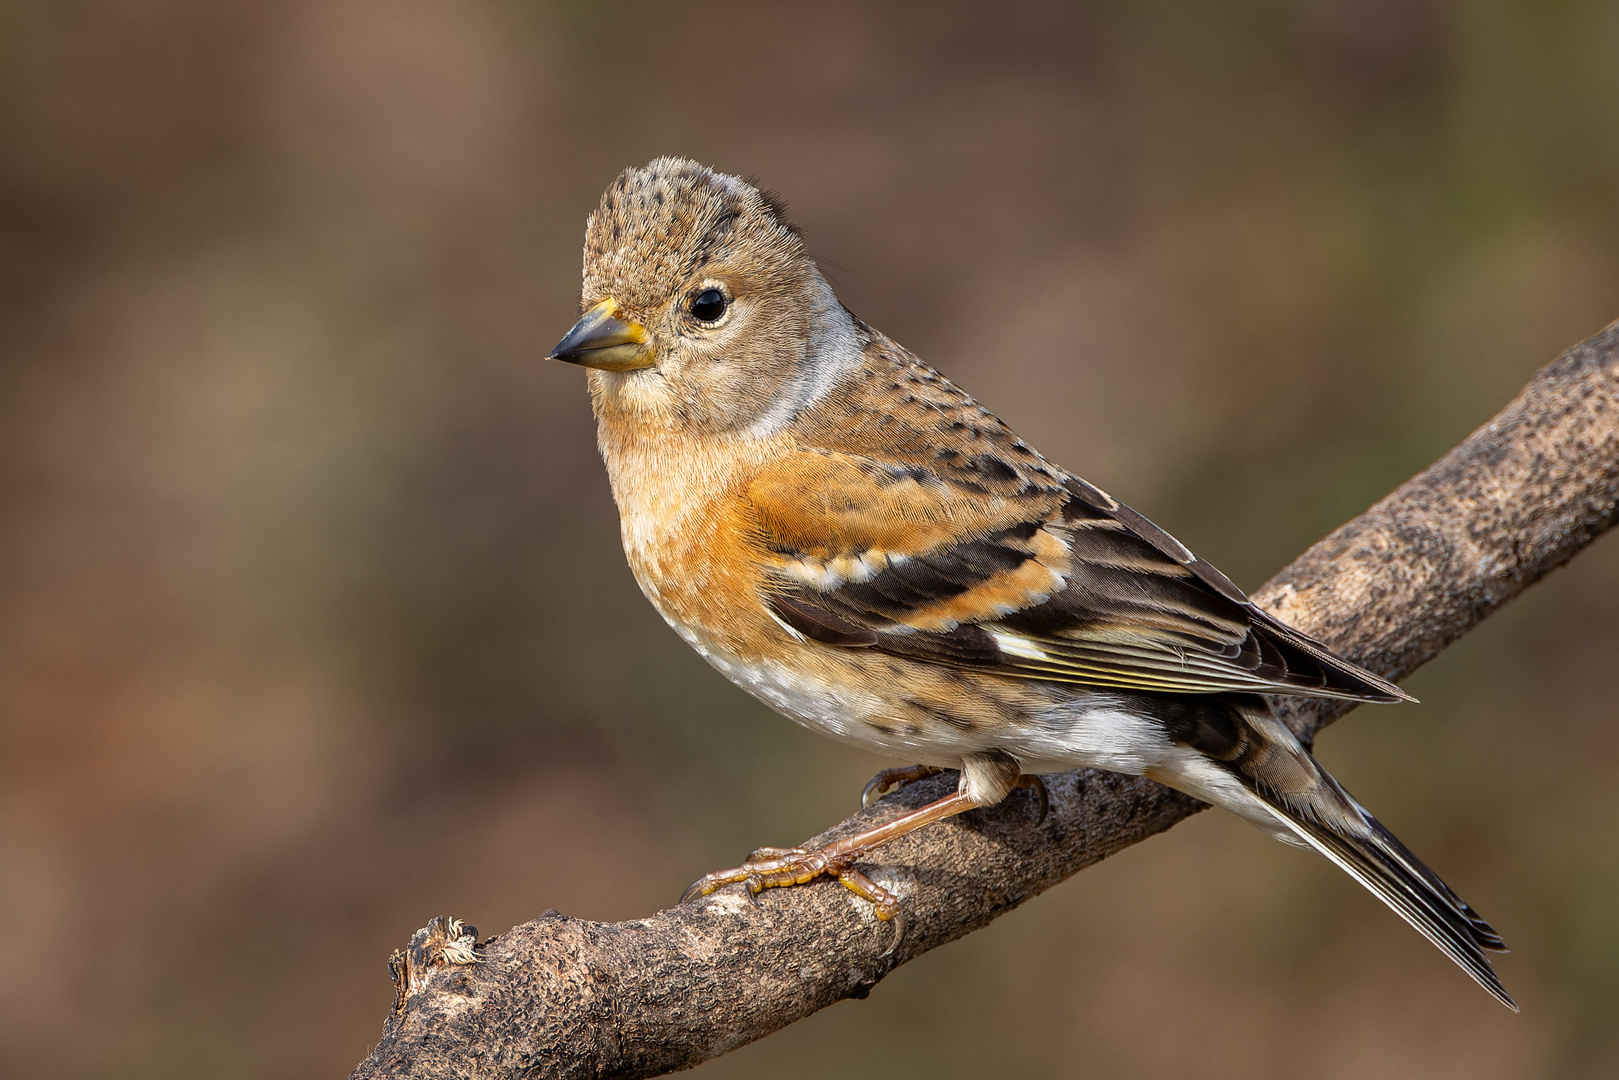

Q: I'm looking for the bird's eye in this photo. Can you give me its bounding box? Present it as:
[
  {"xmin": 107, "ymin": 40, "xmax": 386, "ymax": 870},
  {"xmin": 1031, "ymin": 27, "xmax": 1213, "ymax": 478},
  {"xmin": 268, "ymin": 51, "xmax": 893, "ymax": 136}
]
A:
[{"xmin": 688, "ymin": 287, "xmax": 728, "ymax": 324}]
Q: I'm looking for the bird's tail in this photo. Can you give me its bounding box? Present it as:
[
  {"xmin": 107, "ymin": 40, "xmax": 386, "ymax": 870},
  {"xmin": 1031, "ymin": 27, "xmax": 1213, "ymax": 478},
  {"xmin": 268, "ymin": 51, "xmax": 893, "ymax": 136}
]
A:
[
  {"xmin": 1241, "ymin": 715, "xmax": 1514, "ymax": 1010},
  {"xmin": 1254, "ymin": 775, "xmax": 1514, "ymax": 1010},
  {"xmin": 1154, "ymin": 696, "xmax": 1515, "ymax": 1010}
]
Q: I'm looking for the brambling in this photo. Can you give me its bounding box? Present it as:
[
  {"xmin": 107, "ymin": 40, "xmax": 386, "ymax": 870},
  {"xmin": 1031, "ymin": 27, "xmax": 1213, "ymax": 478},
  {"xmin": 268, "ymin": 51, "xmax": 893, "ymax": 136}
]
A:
[{"xmin": 547, "ymin": 158, "xmax": 1513, "ymax": 1009}]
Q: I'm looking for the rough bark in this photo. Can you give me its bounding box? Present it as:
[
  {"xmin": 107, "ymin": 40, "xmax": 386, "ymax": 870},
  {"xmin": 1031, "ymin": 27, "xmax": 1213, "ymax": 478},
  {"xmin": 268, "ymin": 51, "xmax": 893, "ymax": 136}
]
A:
[{"xmin": 353, "ymin": 319, "xmax": 1619, "ymax": 1080}]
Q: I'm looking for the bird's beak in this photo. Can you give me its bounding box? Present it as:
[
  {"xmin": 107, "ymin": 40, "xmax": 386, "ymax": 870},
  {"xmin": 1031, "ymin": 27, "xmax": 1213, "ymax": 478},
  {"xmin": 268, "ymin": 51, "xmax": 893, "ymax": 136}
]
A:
[{"xmin": 548, "ymin": 298, "xmax": 655, "ymax": 371}]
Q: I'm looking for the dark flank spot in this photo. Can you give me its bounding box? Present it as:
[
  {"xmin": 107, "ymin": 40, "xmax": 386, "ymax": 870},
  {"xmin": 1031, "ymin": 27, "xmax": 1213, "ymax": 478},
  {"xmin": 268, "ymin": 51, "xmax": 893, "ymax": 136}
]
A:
[
  {"xmin": 935, "ymin": 447, "xmax": 960, "ymax": 459},
  {"xmin": 906, "ymin": 373, "xmax": 922, "ymax": 384},
  {"xmin": 948, "ymin": 420, "xmax": 967, "ymax": 431},
  {"xmin": 914, "ymin": 700, "xmax": 977, "ymax": 731},
  {"xmin": 951, "ymin": 480, "xmax": 991, "ymax": 495},
  {"xmin": 653, "ymin": 190, "xmax": 664, "ymax": 205},
  {"xmin": 612, "ymin": 223, "xmax": 622, "ymax": 240},
  {"xmin": 971, "ymin": 455, "xmax": 1018, "ymax": 484}
]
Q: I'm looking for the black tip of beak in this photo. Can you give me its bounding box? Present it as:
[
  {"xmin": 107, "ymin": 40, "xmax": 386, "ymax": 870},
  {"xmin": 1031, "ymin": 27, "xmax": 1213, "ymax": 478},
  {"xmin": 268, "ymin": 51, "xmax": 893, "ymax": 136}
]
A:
[
  {"xmin": 546, "ymin": 317, "xmax": 604, "ymax": 362},
  {"xmin": 548, "ymin": 299, "xmax": 654, "ymax": 371}
]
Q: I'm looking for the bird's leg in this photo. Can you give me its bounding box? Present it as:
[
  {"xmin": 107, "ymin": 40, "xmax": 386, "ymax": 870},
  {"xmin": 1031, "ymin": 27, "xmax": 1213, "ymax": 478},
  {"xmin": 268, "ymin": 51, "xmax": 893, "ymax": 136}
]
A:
[
  {"xmin": 861, "ymin": 763, "xmax": 949, "ymax": 807},
  {"xmin": 682, "ymin": 752, "xmax": 1022, "ymax": 954},
  {"xmin": 680, "ymin": 788, "xmax": 980, "ymax": 949},
  {"xmin": 863, "ymin": 763, "xmax": 1043, "ymax": 821}
]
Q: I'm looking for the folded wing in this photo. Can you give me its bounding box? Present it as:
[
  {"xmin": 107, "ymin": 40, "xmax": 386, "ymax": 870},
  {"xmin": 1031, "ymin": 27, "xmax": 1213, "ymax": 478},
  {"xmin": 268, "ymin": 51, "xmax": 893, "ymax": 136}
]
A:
[{"xmin": 749, "ymin": 451, "xmax": 1408, "ymax": 704}]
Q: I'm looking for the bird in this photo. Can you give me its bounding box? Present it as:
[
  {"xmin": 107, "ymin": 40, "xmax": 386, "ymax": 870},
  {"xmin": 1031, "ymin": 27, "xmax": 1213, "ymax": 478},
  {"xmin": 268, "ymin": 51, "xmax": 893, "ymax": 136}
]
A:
[{"xmin": 546, "ymin": 156, "xmax": 1514, "ymax": 1009}]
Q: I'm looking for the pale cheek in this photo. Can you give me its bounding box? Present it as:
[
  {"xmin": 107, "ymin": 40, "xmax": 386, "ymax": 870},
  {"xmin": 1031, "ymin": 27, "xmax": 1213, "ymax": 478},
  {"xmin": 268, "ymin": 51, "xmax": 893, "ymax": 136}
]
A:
[{"xmin": 662, "ymin": 358, "xmax": 792, "ymax": 434}]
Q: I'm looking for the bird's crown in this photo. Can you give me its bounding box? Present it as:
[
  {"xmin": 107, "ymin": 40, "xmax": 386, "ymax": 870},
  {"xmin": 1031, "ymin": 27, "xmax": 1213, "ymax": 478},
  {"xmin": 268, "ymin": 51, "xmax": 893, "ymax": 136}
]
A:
[{"xmin": 581, "ymin": 157, "xmax": 803, "ymax": 316}]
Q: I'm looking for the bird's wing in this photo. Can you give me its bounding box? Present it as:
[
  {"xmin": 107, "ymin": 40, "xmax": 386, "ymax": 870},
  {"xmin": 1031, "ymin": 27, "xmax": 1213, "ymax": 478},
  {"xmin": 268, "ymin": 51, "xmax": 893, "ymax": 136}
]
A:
[{"xmin": 747, "ymin": 450, "xmax": 1408, "ymax": 703}]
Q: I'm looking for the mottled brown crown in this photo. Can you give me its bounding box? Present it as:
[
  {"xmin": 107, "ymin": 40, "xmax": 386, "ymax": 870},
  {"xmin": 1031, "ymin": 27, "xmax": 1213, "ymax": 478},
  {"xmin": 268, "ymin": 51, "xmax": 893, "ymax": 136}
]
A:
[{"xmin": 581, "ymin": 158, "xmax": 805, "ymax": 316}]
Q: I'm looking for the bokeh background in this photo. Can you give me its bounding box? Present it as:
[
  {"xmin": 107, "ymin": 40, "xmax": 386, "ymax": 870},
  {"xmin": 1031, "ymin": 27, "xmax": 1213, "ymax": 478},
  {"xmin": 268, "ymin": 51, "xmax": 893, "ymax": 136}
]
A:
[{"xmin": 3, "ymin": 1, "xmax": 1618, "ymax": 1077}]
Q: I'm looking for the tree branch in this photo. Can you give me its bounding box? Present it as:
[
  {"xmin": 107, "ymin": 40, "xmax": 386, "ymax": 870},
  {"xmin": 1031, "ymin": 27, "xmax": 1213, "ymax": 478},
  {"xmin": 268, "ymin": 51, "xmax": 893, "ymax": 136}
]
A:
[{"xmin": 353, "ymin": 319, "xmax": 1619, "ymax": 1080}]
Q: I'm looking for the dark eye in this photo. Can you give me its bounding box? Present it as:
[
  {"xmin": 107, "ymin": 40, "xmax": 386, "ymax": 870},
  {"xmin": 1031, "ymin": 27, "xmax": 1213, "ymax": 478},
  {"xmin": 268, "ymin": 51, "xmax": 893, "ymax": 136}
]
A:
[{"xmin": 688, "ymin": 287, "xmax": 728, "ymax": 324}]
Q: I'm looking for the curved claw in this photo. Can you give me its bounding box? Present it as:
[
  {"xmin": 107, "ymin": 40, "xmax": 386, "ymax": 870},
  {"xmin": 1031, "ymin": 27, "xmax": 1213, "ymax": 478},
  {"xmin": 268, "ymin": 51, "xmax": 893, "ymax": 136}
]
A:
[
  {"xmin": 836, "ymin": 865, "xmax": 907, "ymax": 957},
  {"xmin": 1018, "ymin": 774, "xmax": 1050, "ymax": 827},
  {"xmin": 681, "ymin": 866, "xmax": 750, "ymax": 905},
  {"xmin": 681, "ymin": 846, "xmax": 817, "ymax": 906},
  {"xmin": 680, "ymin": 876, "xmax": 715, "ymax": 905},
  {"xmin": 878, "ymin": 904, "xmax": 906, "ymax": 958},
  {"xmin": 861, "ymin": 764, "xmax": 948, "ymax": 808}
]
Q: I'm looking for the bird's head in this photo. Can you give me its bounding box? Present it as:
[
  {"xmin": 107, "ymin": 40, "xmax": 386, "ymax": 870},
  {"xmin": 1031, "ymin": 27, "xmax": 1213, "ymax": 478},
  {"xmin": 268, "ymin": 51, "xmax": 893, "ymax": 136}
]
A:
[{"xmin": 549, "ymin": 158, "xmax": 863, "ymax": 438}]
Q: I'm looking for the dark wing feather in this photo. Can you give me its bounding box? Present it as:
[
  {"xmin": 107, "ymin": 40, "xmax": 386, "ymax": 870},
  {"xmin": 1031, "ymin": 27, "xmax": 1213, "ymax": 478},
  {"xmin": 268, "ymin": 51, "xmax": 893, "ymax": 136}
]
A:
[{"xmin": 758, "ymin": 459, "xmax": 1409, "ymax": 704}]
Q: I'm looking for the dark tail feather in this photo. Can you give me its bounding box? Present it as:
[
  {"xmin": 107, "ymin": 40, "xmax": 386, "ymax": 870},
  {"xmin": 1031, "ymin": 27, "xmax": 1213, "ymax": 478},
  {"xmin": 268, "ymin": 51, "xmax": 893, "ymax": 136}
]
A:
[
  {"xmin": 1363, "ymin": 815, "xmax": 1508, "ymax": 953},
  {"xmin": 1253, "ymin": 782, "xmax": 1517, "ymax": 1011}
]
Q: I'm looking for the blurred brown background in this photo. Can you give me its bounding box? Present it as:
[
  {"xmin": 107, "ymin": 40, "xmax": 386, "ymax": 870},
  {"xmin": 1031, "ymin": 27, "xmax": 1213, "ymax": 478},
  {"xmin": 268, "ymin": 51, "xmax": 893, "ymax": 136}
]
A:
[{"xmin": 2, "ymin": 1, "xmax": 1617, "ymax": 1077}]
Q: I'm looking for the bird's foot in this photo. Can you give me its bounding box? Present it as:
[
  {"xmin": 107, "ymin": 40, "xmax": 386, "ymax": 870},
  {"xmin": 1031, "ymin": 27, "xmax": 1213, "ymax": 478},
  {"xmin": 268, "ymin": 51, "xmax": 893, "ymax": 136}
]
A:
[
  {"xmin": 681, "ymin": 843, "xmax": 906, "ymax": 952},
  {"xmin": 680, "ymin": 788, "xmax": 981, "ymax": 956},
  {"xmin": 861, "ymin": 763, "xmax": 949, "ymax": 807},
  {"xmin": 680, "ymin": 843, "xmax": 904, "ymax": 920}
]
